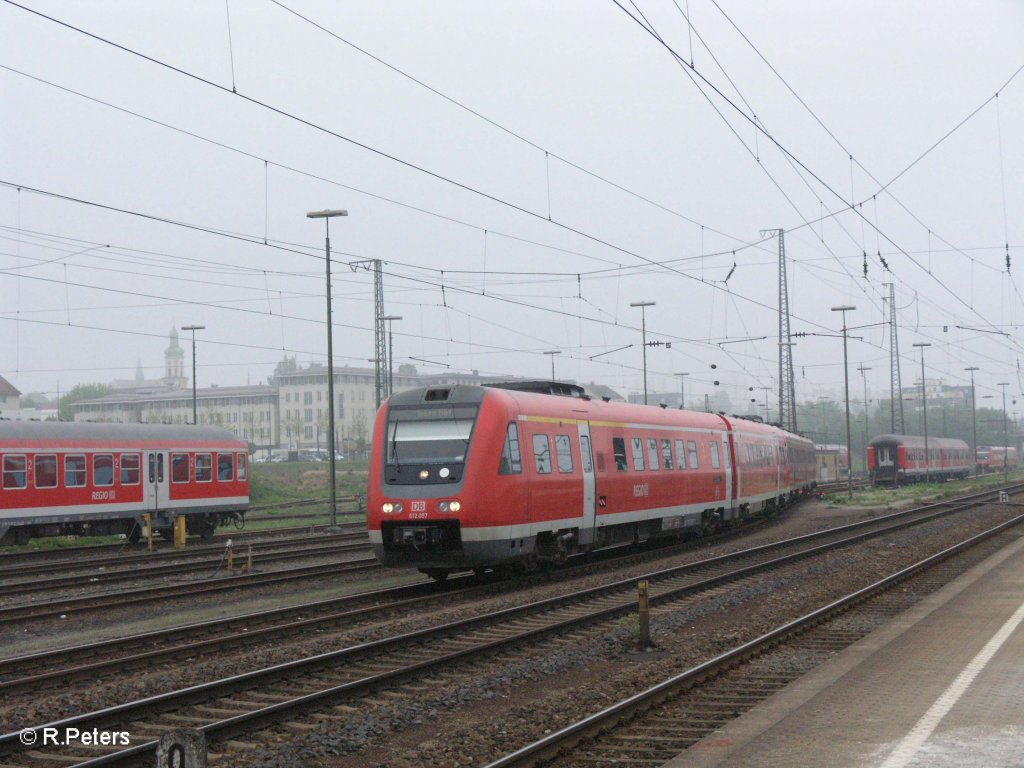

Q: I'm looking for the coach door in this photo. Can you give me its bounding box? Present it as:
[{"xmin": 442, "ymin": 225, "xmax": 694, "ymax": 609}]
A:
[
  {"xmin": 577, "ymin": 423, "xmax": 597, "ymax": 546},
  {"xmin": 144, "ymin": 451, "xmax": 169, "ymax": 512}
]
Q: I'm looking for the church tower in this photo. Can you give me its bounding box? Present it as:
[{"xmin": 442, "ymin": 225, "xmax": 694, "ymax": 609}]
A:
[{"xmin": 164, "ymin": 327, "xmax": 187, "ymax": 389}]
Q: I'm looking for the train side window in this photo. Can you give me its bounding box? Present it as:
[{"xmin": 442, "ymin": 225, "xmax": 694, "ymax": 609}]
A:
[
  {"xmin": 710, "ymin": 442, "xmax": 721, "ymax": 469},
  {"xmin": 119, "ymin": 454, "xmax": 140, "ymax": 485},
  {"xmin": 631, "ymin": 438, "xmax": 645, "ymax": 471},
  {"xmin": 722, "ymin": 440, "xmax": 731, "ymax": 469},
  {"xmin": 171, "ymin": 453, "xmax": 190, "ymax": 483},
  {"xmin": 217, "ymin": 453, "xmax": 234, "ymax": 481},
  {"xmin": 93, "ymin": 455, "xmax": 114, "ymax": 487},
  {"xmin": 498, "ymin": 423, "xmax": 522, "ymax": 475},
  {"xmin": 687, "ymin": 440, "xmax": 699, "ymax": 469},
  {"xmin": 195, "ymin": 454, "xmax": 213, "ymax": 482},
  {"xmin": 555, "ymin": 435, "xmax": 574, "ymax": 473},
  {"xmin": 237, "ymin": 453, "xmax": 248, "ymax": 481},
  {"xmin": 157, "ymin": 453, "xmax": 164, "ymax": 483},
  {"xmin": 532, "ymin": 434, "xmax": 552, "ymax": 474},
  {"xmin": 3, "ymin": 455, "xmax": 27, "ymax": 489},
  {"xmin": 148, "ymin": 453, "xmax": 156, "ymax": 484},
  {"xmin": 612, "ymin": 437, "xmax": 627, "ymax": 471},
  {"xmin": 675, "ymin": 439, "xmax": 686, "ymax": 469},
  {"xmin": 646, "ymin": 438, "xmax": 659, "ymax": 471},
  {"xmin": 60, "ymin": 455, "xmax": 84, "ymax": 488},
  {"xmin": 661, "ymin": 439, "xmax": 674, "ymax": 470},
  {"xmin": 580, "ymin": 435, "xmax": 594, "ymax": 473},
  {"xmin": 35, "ymin": 454, "xmax": 57, "ymax": 489}
]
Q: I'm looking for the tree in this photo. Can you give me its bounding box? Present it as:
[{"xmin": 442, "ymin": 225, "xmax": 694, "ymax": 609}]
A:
[
  {"xmin": 59, "ymin": 383, "xmax": 112, "ymax": 421},
  {"xmin": 397, "ymin": 363, "xmax": 419, "ymax": 376},
  {"xmin": 20, "ymin": 392, "xmax": 50, "ymax": 409}
]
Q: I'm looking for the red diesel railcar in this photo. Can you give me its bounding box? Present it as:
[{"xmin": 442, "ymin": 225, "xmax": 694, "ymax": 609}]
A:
[
  {"xmin": 367, "ymin": 384, "xmax": 815, "ymax": 580},
  {"xmin": 0, "ymin": 421, "xmax": 249, "ymax": 545}
]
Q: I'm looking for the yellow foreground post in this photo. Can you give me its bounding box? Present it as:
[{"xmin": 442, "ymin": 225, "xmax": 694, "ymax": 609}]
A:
[
  {"xmin": 145, "ymin": 513, "xmax": 153, "ymax": 552},
  {"xmin": 638, "ymin": 580, "xmax": 650, "ymax": 649},
  {"xmin": 173, "ymin": 516, "xmax": 187, "ymax": 548}
]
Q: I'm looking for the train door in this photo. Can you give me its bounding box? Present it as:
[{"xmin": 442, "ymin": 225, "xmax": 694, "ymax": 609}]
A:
[
  {"xmin": 721, "ymin": 434, "xmax": 734, "ymax": 507},
  {"xmin": 577, "ymin": 423, "xmax": 597, "ymax": 546},
  {"xmin": 144, "ymin": 451, "xmax": 169, "ymax": 513}
]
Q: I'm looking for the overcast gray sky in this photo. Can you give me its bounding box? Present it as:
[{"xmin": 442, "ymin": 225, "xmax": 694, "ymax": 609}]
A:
[{"xmin": 2, "ymin": 0, "xmax": 1023, "ymax": 416}]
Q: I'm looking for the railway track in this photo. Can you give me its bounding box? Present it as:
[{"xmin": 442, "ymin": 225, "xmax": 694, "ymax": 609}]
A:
[
  {"xmin": 0, "ymin": 532, "xmax": 369, "ymax": 596},
  {"xmin": 2, "ymin": 485, "xmax": 1019, "ymax": 766},
  {"xmin": 484, "ymin": 515, "xmax": 1024, "ymax": 767},
  {"xmin": 0, "ymin": 555, "xmax": 381, "ymax": 626}
]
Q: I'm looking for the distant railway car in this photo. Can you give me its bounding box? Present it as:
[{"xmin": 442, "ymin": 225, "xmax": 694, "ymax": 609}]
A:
[
  {"xmin": 975, "ymin": 445, "xmax": 1018, "ymax": 473},
  {"xmin": 367, "ymin": 384, "xmax": 816, "ymax": 580},
  {"xmin": 815, "ymin": 444, "xmax": 850, "ymax": 483},
  {"xmin": 866, "ymin": 434, "xmax": 971, "ymax": 486},
  {"xmin": 0, "ymin": 421, "xmax": 249, "ymax": 545}
]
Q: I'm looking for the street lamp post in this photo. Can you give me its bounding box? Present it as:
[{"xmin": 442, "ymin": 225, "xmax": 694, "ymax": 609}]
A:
[
  {"xmin": 998, "ymin": 382, "xmax": 1010, "ymax": 481},
  {"xmin": 831, "ymin": 305, "xmax": 856, "ymax": 499},
  {"xmin": 630, "ymin": 301, "xmax": 656, "ymax": 404},
  {"xmin": 543, "ymin": 350, "xmax": 562, "ymax": 382},
  {"xmin": 382, "ymin": 315, "xmax": 402, "ymax": 397},
  {"xmin": 965, "ymin": 366, "xmax": 979, "ymax": 474},
  {"xmin": 181, "ymin": 325, "xmax": 205, "ymax": 426},
  {"xmin": 675, "ymin": 372, "xmax": 690, "ymax": 410},
  {"xmin": 306, "ymin": 208, "xmax": 348, "ymax": 529},
  {"xmin": 912, "ymin": 342, "xmax": 931, "ymax": 483}
]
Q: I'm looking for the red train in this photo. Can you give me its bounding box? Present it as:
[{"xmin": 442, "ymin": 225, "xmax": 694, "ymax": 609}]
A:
[
  {"xmin": 0, "ymin": 421, "xmax": 249, "ymax": 545},
  {"xmin": 367, "ymin": 383, "xmax": 816, "ymax": 580},
  {"xmin": 866, "ymin": 434, "xmax": 972, "ymax": 486},
  {"xmin": 975, "ymin": 445, "xmax": 1018, "ymax": 473}
]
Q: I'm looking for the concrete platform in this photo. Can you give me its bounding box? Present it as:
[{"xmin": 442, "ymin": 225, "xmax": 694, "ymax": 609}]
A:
[{"xmin": 666, "ymin": 530, "xmax": 1024, "ymax": 768}]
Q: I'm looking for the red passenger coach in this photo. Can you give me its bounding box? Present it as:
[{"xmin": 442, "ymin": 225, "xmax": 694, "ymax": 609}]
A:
[
  {"xmin": 0, "ymin": 421, "xmax": 249, "ymax": 545},
  {"xmin": 867, "ymin": 434, "xmax": 971, "ymax": 486},
  {"xmin": 367, "ymin": 384, "xmax": 816, "ymax": 580}
]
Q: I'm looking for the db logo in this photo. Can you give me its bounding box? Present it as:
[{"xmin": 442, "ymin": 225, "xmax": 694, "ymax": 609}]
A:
[{"xmin": 411, "ymin": 501, "xmax": 426, "ymax": 512}]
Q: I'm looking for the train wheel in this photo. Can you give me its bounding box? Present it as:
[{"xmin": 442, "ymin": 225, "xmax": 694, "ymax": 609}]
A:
[
  {"xmin": 420, "ymin": 568, "xmax": 449, "ymax": 582},
  {"xmin": 197, "ymin": 520, "xmax": 216, "ymax": 542}
]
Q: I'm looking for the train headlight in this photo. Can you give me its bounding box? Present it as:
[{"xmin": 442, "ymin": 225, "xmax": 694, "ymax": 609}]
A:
[
  {"xmin": 419, "ymin": 469, "xmax": 430, "ymax": 480},
  {"xmin": 437, "ymin": 500, "xmax": 461, "ymax": 513},
  {"xmin": 382, "ymin": 503, "xmax": 394, "ymax": 514},
  {"xmin": 449, "ymin": 500, "xmax": 461, "ymax": 512}
]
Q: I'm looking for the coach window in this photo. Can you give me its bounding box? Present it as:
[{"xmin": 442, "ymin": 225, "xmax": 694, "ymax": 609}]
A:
[
  {"xmin": 612, "ymin": 437, "xmax": 627, "ymax": 471},
  {"xmin": 661, "ymin": 439, "xmax": 674, "ymax": 470},
  {"xmin": 687, "ymin": 440, "xmax": 700, "ymax": 469},
  {"xmin": 675, "ymin": 439, "xmax": 686, "ymax": 469},
  {"xmin": 532, "ymin": 434, "xmax": 552, "ymax": 474},
  {"xmin": 196, "ymin": 454, "xmax": 213, "ymax": 482},
  {"xmin": 237, "ymin": 453, "xmax": 248, "ymax": 481},
  {"xmin": 35, "ymin": 454, "xmax": 58, "ymax": 489},
  {"xmin": 631, "ymin": 438, "xmax": 645, "ymax": 471},
  {"xmin": 119, "ymin": 454, "xmax": 140, "ymax": 485},
  {"xmin": 710, "ymin": 442, "xmax": 721, "ymax": 470},
  {"xmin": 646, "ymin": 438, "xmax": 660, "ymax": 471},
  {"xmin": 217, "ymin": 453, "xmax": 234, "ymax": 481},
  {"xmin": 171, "ymin": 453, "xmax": 190, "ymax": 483},
  {"xmin": 555, "ymin": 435, "xmax": 574, "ymax": 473},
  {"xmin": 65, "ymin": 455, "xmax": 86, "ymax": 487},
  {"xmin": 498, "ymin": 423, "xmax": 522, "ymax": 475},
  {"xmin": 93, "ymin": 454, "xmax": 114, "ymax": 487},
  {"xmin": 3, "ymin": 455, "xmax": 26, "ymax": 489},
  {"xmin": 722, "ymin": 440, "xmax": 731, "ymax": 469}
]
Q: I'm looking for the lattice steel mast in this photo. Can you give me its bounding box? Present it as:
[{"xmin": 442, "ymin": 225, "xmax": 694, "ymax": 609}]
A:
[
  {"xmin": 885, "ymin": 282, "xmax": 904, "ymax": 434},
  {"xmin": 763, "ymin": 228, "xmax": 797, "ymax": 432}
]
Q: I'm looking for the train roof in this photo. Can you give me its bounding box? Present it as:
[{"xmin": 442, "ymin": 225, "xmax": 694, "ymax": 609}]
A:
[
  {"xmin": 867, "ymin": 434, "xmax": 969, "ymax": 449},
  {"xmin": 0, "ymin": 420, "xmax": 246, "ymax": 446},
  {"xmin": 387, "ymin": 384, "xmax": 812, "ymax": 445}
]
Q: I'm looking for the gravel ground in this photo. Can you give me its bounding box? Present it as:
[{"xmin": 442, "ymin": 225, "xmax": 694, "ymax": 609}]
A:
[{"xmin": 227, "ymin": 505, "xmax": 1021, "ymax": 767}]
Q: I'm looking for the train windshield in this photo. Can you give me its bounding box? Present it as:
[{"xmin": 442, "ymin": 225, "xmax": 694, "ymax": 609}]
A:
[{"xmin": 386, "ymin": 406, "xmax": 477, "ymax": 464}]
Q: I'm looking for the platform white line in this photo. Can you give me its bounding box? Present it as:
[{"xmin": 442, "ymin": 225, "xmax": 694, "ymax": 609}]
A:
[{"xmin": 878, "ymin": 596, "xmax": 1024, "ymax": 768}]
